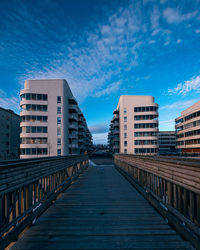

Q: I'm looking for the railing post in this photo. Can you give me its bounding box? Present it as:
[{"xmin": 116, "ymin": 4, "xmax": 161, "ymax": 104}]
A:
[
  {"xmin": 197, "ymin": 194, "xmax": 200, "ymax": 226},
  {"xmin": 0, "ymin": 195, "xmax": 4, "ymax": 226},
  {"xmin": 189, "ymin": 191, "xmax": 194, "ymax": 223},
  {"xmin": 167, "ymin": 182, "xmax": 173, "ymax": 206},
  {"xmin": 183, "ymin": 189, "xmax": 188, "ymax": 218}
]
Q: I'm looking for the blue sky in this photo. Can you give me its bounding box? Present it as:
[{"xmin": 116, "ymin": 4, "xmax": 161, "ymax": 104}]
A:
[{"xmin": 0, "ymin": 0, "xmax": 200, "ymax": 144}]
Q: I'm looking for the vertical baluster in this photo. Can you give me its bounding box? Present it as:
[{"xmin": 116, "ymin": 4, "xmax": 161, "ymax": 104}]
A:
[
  {"xmin": 183, "ymin": 189, "xmax": 189, "ymax": 218},
  {"xmin": 189, "ymin": 191, "xmax": 194, "ymax": 223},
  {"xmin": 0, "ymin": 195, "xmax": 5, "ymax": 226},
  {"xmin": 196, "ymin": 194, "xmax": 200, "ymax": 226},
  {"xmin": 167, "ymin": 182, "xmax": 173, "ymax": 206}
]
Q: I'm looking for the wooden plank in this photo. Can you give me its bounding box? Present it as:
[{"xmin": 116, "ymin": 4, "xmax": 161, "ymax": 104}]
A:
[{"xmin": 11, "ymin": 164, "xmax": 193, "ymax": 250}]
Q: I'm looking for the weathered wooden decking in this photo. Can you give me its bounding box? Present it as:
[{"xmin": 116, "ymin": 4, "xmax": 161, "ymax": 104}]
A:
[{"xmin": 11, "ymin": 163, "xmax": 193, "ymax": 249}]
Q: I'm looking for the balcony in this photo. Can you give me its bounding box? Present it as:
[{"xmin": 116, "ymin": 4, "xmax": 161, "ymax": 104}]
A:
[
  {"xmin": 69, "ymin": 143, "xmax": 78, "ymax": 148},
  {"xmin": 69, "ymin": 133, "xmax": 78, "ymax": 139},
  {"xmin": 113, "ymin": 109, "xmax": 119, "ymax": 115},
  {"xmin": 69, "ymin": 98, "xmax": 77, "ymax": 105},
  {"xmin": 69, "ymin": 123, "xmax": 78, "ymax": 130},
  {"xmin": 69, "ymin": 114, "xmax": 78, "ymax": 121},
  {"xmin": 113, "ymin": 129, "xmax": 119, "ymax": 135},
  {"xmin": 69, "ymin": 104, "xmax": 78, "ymax": 113}
]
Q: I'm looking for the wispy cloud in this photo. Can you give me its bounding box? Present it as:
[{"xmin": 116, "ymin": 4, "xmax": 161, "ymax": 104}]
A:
[
  {"xmin": 160, "ymin": 99, "xmax": 198, "ymax": 110},
  {"xmin": 0, "ymin": 90, "xmax": 20, "ymax": 114},
  {"xmin": 89, "ymin": 123, "xmax": 108, "ymax": 134},
  {"xmin": 163, "ymin": 8, "xmax": 198, "ymax": 24},
  {"xmin": 168, "ymin": 75, "xmax": 200, "ymax": 95},
  {"xmin": 14, "ymin": 1, "xmax": 144, "ymax": 101},
  {"xmin": 159, "ymin": 119, "xmax": 175, "ymax": 126},
  {"xmin": 92, "ymin": 132, "xmax": 108, "ymax": 144},
  {"xmin": 94, "ymin": 81, "xmax": 122, "ymax": 97}
]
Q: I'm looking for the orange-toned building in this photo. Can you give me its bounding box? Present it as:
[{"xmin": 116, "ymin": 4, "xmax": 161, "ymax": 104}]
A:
[{"xmin": 175, "ymin": 101, "xmax": 200, "ymax": 154}]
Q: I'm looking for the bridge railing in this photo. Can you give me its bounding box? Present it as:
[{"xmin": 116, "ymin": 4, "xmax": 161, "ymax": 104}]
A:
[
  {"xmin": 0, "ymin": 155, "xmax": 88, "ymax": 249},
  {"xmin": 114, "ymin": 154, "xmax": 200, "ymax": 249}
]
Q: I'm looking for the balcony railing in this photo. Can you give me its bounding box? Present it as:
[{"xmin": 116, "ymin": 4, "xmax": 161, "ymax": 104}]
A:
[
  {"xmin": 0, "ymin": 156, "xmax": 88, "ymax": 249},
  {"xmin": 114, "ymin": 154, "xmax": 200, "ymax": 249}
]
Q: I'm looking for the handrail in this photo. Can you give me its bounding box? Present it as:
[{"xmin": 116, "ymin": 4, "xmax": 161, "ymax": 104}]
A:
[
  {"xmin": 114, "ymin": 154, "xmax": 200, "ymax": 249},
  {"xmin": 0, "ymin": 155, "xmax": 88, "ymax": 249}
]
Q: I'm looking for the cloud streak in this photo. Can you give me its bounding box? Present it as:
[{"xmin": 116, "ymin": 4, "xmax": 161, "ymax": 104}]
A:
[{"xmin": 168, "ymin": 75, "xmax": 200, "ymax": 95}]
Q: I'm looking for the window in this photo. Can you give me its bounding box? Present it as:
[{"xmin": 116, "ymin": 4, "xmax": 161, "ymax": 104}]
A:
[
  {"xmin": 57, "ymin": 138, "xmax": 61, "ymax": 146},
  {"xmin": 32, "ymin": 94, "xmax": 36, "ymax": 100},
  {"xmin": 124, "ymin": 133, "xmax": 127, "ymax": 138},
  {"xmin": 57, "ymin": 149, "xmax": 61, "ymax": 155},
  {"xmin": 57, "ymin": 96, "xmax": 61, "ymax": 103},
  {"xmin": 124, "ymin": 125, "xmax": 127, "ymax": 130},
  {"xmin": 57, "ymin": 117, "xmax": 61, "ymax": 125},
  {"xmin": 124, "ymin": 149, "xmax": 127, "ymax": 153},
  {"xmin": 37, "ymin": 94, "xmax": 42, "ymax": 100},
  {"xmin": 124, "ymin": 108, "xmax": 127, "ymax": 114},
  {"xmin": 57, "ymin": 107, "xmax": 61, "ymax": 114},
  {"xmin": 26, "ymin": 126, "xmax": 30, "ymax": 133},
  {"xmin": 43, "ymin": 94, "xmax": 48, "ymax": 101},
  {"xmin": 43, "ymin": 127, "xmax": 48, "ymax": 133},
  {"xmin": 124, "ymin": 141, "xmax": 127, "ymax": 146},
  {"xmin": 124, "ymin": 117, "xmax": 127, "ymax": 122},
  {"xmin": 57, "ymin": 127, "xmax": 61, "ymax": 135}
]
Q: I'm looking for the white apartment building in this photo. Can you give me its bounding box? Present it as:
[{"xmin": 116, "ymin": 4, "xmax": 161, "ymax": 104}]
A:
[
  {"xmin": 20, "ymin": 79, "xmax": 92, "ymax": 158},
  {"xmin": 0, "ymin": 108, "xmax": 20, "ymax": 160},
  {"xmin": 175, "ymin": 101, "xmax": 200, "ymax": 154},
  {"xmin": 108, "ymin": 96, "xmax": 159, "ymax": 154}
]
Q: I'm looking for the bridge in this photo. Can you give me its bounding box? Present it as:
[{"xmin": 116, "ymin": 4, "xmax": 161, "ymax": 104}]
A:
[{"xmin": 0, "ymin": 155, "xmax": 199, "ymax": 249}]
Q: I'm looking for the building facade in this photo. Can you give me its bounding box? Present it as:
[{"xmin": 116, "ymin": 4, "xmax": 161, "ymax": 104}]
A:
[
  {"xmin": 158, "ymin": 131, "xmax": 176, "ymax": 154},
  {"xmin": 0, "ymin": 108, "xmax": 20, "ymax": 160},
  {"xmin": 20, "ymin": 79, "xmax": 92, "ymax": 158},
  {"xmin": 108, "ymin": 96, "xmax": 159, "ymax": 154},
  {"xmin": 175, "ymin": 101, "xmax": 200, "ymax": 154}
]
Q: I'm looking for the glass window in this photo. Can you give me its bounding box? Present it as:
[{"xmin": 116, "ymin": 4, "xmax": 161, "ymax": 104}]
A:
[
  {"xmin": 26, "ymin": 94, "xmax": 30, "ymax": 100},
  {"xmin": 26, "ymin": 104, "xmax": 31, "ymax": 111},
  {"xmin": 32, "ymin": 105, "xmax": 36, "ymax": 111},
  {"xmin": 26, "ymin": 126, "xmax": 30, "ymax": 133},
  {"xmin": 43, "ymin": 94, "xmax": 48, "ymax": 101},
  {"xmin": 37, "ymin": 148, "xmax": 42, "ymax": 155},
  {"xmin": 124, "ymin": 133, "xmax": 127, "ymax": 138},
  {"xmin": 57, "ymin": 149, "xmax": 61, "ymax": 155},
  {"xmin": 57, "ymin": 96, "xmax": 61, "ymax": 103},
  {"xmin": 32, "ymin": 116, "xmax": 36, "ymax": 121},
  {"xmin": 57, "ymin": 127, "xmax": 61, "ymax": 135},
  {"xmin": 37, "ymin": 127, "xmax": 42, "ymax": 133},
  {"xmin": 32, "ymin": 148, "xmax": 36, "ymax": 155},
  {"xmin": 37, "ymin": 105, "xmax": 42, "ymax": 111},
  {"xmin": 43, "ymin": 148, "xmax": 48, "ymax": 155},
  {"xmin": 124, "ymin": 117, "xmax": 127, "ymax": 122},
  {"xmin": 37, "ymin": 94, "xmax": 42, "ymax": 100},
  {"xmin": 124, "ymin": 141, "xmax": 127, "ymax": 146},
  {"xmin": 43, "ymin": 105, "xmax": 47, "ymax": 112},
  {"xmin": 124, "ymin": 125, "xmax": 127, "ymax": 130},
  {"xmin": 43, "ymin": 116, "xmax": 48, "ymax": 122},
  {"xmin": 57, "ymin": 117, "xmax": 61, "ymax": 125},
  {"xmin": 32, "ymin": 127, "xmax": 36, "ymax": 133},
  {"xmin": 32, "ymin": 94, "xmax": 36, "ymax": 100},
  {"xmin": 57, "ymin": 107, "xmax": 61, "ymax": 114},
  {"xmin": 43, "ymin": 127, "xmax": 48, "ymax": 133},
  {"xmin": 57, "ymin": 138, "xmax": 61, "ymax": 146}
]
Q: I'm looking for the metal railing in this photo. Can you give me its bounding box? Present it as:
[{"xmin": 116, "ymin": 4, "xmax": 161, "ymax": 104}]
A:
[
  {"xmin": 0, "ymin": 155, "xmax": 88, "ymax": 249},
  {"xmin": 114, "ymin": 154, "xmax": 200, "ymax": 249}
]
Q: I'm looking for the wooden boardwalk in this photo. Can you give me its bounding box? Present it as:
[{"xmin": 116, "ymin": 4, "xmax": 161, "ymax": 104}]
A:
[{"xmin": 11, "ymin": 163, "xmax": 193, "ymax": 249}]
